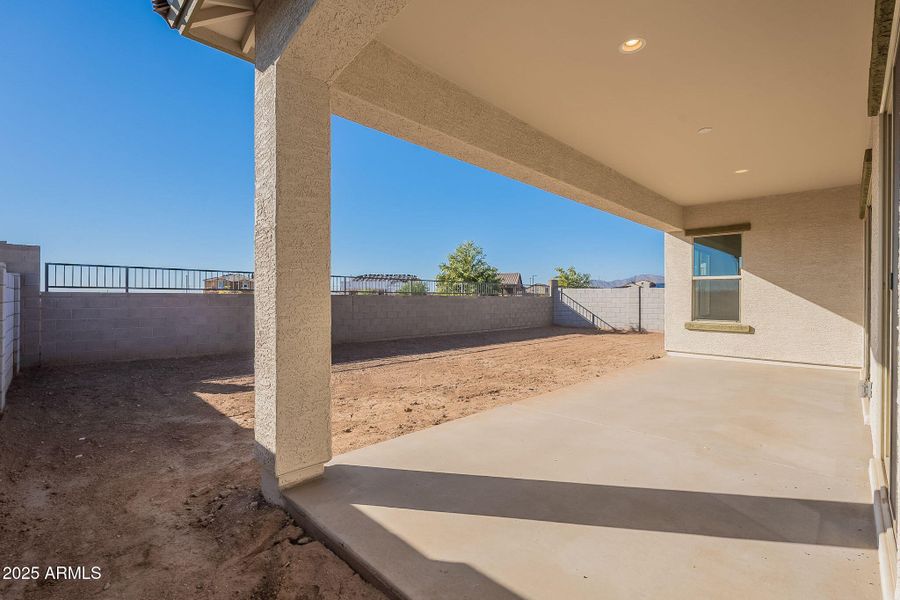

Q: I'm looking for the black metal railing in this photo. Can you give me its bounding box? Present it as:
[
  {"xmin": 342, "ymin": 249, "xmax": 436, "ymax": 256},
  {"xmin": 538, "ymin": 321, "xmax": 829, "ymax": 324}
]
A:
[
  {"xmin": 330, "ymin": 275, "xmax": 549, "ymax": 296},
  {"xmin": 44, "ymin": 263, "xmax": 254, "ymax": 293},
  {"xmin": 43, "ymin": 264, "xmax": 551, "ymax": 298}
]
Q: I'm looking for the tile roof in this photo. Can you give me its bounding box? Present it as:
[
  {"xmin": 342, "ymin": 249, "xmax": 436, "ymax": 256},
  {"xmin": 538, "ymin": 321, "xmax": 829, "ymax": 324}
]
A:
[{"xmin": 498, "ymin": 272, "xmax": 523, "ymax": 286}]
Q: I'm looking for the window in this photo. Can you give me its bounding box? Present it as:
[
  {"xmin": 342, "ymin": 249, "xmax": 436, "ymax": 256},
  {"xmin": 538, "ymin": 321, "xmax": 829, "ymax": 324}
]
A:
[{"xmin": 692, "ymin": 234, "xmax": 741, "ymax": 321}]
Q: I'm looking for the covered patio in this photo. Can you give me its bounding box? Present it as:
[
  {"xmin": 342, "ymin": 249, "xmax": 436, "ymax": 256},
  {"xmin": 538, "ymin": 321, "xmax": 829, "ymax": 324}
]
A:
[
  {"xmin": 151, "ymin": 0, "xmax": 892, "ymax": 597},
  {"xmin": 285, "ymin": 356, "xmax": 878, "ymax": 599}
]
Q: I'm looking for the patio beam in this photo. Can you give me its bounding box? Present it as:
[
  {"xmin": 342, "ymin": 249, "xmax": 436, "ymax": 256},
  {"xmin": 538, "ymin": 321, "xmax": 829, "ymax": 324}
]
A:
[
  {"xmin": 254, "ymin": 48, "xmax": 332, "ymax": 501},
  {"xmin": 332, "ymin": 42, "xmax": 684, "ymax": 232},
  {"xmin": 255, "ymin": 0, "xmax": 408, "ymax": 79},
  {"xmin": 192, "ymin": 6, "xmax": 253, "ymax": 28}
]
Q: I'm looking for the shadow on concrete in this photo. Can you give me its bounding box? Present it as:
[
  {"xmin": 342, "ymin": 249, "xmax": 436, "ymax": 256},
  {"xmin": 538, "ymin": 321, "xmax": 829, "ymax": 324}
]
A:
[
  {"xmin": 313, "ymin": 465, "xmax": 876, "ymax": 550},
  {"xmin": 258, "ymin": 442, "xmax": 525, "ymax": 600}
]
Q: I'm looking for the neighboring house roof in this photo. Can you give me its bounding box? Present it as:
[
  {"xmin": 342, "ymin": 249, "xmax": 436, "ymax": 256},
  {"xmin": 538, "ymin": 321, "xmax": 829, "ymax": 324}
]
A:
[{"xmin": 498, "ymin": 273, "xmax": 523, "ymax": 287}]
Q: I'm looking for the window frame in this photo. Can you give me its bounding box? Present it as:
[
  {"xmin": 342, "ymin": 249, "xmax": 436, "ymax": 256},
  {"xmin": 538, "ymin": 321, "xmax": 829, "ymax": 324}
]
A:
[{"xmin": 691, "ymin": 233, "xmax": 742, "ymax": 322}]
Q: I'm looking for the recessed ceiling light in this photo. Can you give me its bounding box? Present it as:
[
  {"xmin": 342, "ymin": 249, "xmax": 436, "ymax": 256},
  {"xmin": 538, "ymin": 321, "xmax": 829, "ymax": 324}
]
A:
[
  {"xmin": 697, "ymin": 127, "xmax": 713, "ymax": 135},
  {"xmin": 619, "ymin": 38, "xmax": 646, "ymax": 54},
  {"xmin": 734, "ymin": 169, "xmax": 750, "ymax": 174}
]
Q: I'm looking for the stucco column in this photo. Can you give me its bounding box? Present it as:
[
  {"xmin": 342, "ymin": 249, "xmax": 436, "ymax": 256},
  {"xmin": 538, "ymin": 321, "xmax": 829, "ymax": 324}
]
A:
[{"xmin": 254, "ymin": 55, "xmax": 332, "ymax": 503}]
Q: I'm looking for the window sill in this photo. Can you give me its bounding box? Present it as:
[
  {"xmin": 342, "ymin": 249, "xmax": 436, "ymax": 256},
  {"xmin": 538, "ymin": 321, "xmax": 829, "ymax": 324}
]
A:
[{"xmin": 684, "ymin": 321, "xmax": 754, "ymax": 334}]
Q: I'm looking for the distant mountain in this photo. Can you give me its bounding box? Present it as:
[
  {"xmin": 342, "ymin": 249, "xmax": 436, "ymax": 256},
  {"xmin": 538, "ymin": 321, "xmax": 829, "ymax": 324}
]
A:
[{"xmin": 589, "ymin": 274, "xmax": 665, "ymax": 288}]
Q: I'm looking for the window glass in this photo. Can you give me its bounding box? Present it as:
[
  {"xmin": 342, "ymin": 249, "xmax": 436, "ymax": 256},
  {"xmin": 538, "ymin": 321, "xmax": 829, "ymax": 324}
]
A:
[
  {"xmin": 692, "ymin": 279, "xmax": 740, "ymax": 321},
  {"xmin": 693, "ymin": 234, "xmax": 741, "ymax": 277}
]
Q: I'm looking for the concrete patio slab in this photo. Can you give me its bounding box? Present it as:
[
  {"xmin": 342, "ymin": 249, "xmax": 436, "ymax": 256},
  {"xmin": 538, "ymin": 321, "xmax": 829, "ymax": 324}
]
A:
[{"xmin": 284, "ymin": 356, "xmax": 880, "ymax": 599}]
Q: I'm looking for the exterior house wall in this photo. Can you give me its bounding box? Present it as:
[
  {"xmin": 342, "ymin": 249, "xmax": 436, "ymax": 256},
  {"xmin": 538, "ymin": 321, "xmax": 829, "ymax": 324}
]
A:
[
  {"xmin": 0, "ymin": 243, "xmax": 40, "ymax": 368},
  {"xmin": 553, "ymin": 287, "xmax": 664, "ymax": 332},
  {"xmin": 665, "ymin": 185, "xmax": 864, "ymax": 368}
]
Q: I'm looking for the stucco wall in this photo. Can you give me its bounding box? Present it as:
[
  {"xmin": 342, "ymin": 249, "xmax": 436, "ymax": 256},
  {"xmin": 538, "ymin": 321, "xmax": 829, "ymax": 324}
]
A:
[
  {"xmin": 665, "ymin": 185, "xmax": 864, "ymax": 368},
  {"xmin": 41, "ymin": 293, "xmax": 254, "ymax": 365},
  {"xmin": 553, "ymin": 287, "xmax": 664, "ymax": 332},
  {"xmin": 331, "ymin": 294, "xmax": 553, "ymax": 344}
]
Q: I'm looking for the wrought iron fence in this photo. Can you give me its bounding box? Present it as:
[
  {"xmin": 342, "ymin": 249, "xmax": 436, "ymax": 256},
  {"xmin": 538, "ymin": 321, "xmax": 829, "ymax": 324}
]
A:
[
  {"xmin": 44, "ymin": 263, "xmax": 254, "ymax": 293},
  {"xmin": 43, "ymin": 264, "xmax": 550, "ymax": 297}
]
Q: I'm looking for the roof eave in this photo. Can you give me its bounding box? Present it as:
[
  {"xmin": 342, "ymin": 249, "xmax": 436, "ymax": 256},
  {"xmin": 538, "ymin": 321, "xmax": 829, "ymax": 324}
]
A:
[{"xmin": 154, "ymin": 0, "xmax": 256, "ymax": 63}]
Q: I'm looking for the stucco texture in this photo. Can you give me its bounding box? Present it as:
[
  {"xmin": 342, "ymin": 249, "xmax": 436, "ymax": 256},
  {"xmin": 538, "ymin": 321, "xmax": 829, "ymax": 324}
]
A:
[
  {"xmin": 665, "ymin": 185, "xmax": 864, "ymax": 368},
  {"xmin": 254, "ymin": 54, "xmax": 333, "ymax": 490}
]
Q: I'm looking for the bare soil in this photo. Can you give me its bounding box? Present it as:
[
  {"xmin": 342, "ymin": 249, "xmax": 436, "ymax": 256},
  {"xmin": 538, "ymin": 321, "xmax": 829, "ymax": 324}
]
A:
[{"xmin": 0, "ymin": 327, "xmax": 662, "ymax": 600}]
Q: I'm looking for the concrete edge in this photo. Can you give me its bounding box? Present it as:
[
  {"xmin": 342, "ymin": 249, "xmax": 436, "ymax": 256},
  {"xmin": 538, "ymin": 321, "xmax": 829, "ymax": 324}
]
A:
[
  {"xmin": 665, "ymin": 350, "xmax": 862, "ymax": 372},
  {"xmin": 280, "ymin": 490, "xmax": 408, "ymax": 600}
]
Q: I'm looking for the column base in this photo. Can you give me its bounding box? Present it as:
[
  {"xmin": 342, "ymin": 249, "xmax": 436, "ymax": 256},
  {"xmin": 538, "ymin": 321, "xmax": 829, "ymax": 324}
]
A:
[{"xmin": 260, "ymin": 463, "xmax": 326, "ymax": 506}]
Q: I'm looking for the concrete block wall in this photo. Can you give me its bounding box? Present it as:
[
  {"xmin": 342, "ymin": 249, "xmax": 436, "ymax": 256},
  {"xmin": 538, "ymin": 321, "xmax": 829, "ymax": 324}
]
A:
[
  {"xmin": 37, "ymin": 292, "xmax": 553, "ymax": 364},
  {"xmin": 0, "ymin": 243, "xmax": 40, "ymax": 367},
  {"xmin": 41, "ymin": 293, "xmax": 254, "ymax": 365},
  {"xmin": 1, "ymin": 268, "xmax": 21, "ymax": 412},
  {"xmin": 332, "ymin": 294, "xmax": 554, "ymax": 344},
  {"xmin": 554, "ymin": 287, "xmax": 664, "ymax": 332}
]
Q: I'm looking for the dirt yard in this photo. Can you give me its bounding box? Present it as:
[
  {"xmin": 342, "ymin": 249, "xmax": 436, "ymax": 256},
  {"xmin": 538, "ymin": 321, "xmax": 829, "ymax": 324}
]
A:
[{"xmin": 0, "ymin": 327, "xmax": 662, "ymax": 600}]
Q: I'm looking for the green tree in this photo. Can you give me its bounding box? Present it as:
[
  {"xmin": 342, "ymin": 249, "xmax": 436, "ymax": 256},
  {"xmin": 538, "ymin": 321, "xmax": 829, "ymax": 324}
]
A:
[
  {"xmin": 397, "ymin": 280, "xmax": 428, "ymax": 295},
  {"xmin": 554, "ymin": 266, "xmax": 591, "ymax": 288},
  {"xmin": 437, "ymin": 241, "xmax": 501, "ymax": 295}
]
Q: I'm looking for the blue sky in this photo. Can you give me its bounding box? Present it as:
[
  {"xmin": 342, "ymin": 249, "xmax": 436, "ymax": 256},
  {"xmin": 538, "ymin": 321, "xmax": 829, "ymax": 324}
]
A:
[{"xmin": 1, "ymin": 3, "xmax": 662, "ymax": 283}]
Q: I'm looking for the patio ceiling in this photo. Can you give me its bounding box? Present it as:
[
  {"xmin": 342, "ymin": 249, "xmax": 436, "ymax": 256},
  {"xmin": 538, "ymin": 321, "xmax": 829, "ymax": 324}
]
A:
[{"xmin": 376, "ymin": 0, "xmax": 874, "ymax": 205}]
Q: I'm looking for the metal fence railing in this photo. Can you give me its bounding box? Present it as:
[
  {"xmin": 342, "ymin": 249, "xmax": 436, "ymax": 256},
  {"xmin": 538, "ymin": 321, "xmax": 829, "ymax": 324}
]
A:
[
  {"xmin": 44, "ymin": 263, "xmax": 254, "ymax": 293},
  {"xmin": 42, "ymin": 264, "xmax": 550, "ymax": 298},
  {"xmin": 330, "ymin": 275, "xmax": 549, "ymax": 296}
]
